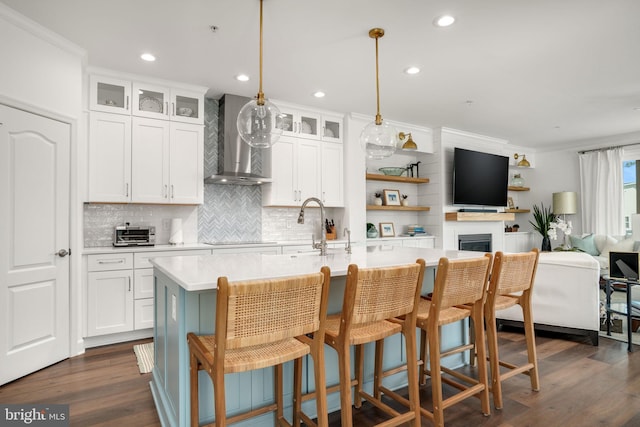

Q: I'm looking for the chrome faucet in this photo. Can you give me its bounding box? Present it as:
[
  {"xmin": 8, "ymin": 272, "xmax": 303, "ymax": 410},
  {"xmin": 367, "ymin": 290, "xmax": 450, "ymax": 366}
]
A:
[
  {"xmin": 297, "ymin": 197, "xmax": 328, "ymax": 256},
  {"xmin": 344, "ymin": 227, "xmax": 351, "ymax": 254}
]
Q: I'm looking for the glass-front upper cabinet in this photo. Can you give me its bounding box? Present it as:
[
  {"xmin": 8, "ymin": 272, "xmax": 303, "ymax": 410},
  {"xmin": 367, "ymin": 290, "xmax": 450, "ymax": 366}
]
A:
[
  {"xmin": 276, "ymin": 106, "xmax": 321, "ymax": 140},
  {"xmin": 89, "ymin": 75, "xmax": 132, "ymax": 115},
  {"xmin": 171, "ymin": 89, "xmax": 204, "ymax": 125},
  {"xmin": 322, "ymin": 113, "xmax": 343, "ymax": 143},
  {"xmin": 132, "ymin": 82, "xmax": 171, "ymax": 120}
]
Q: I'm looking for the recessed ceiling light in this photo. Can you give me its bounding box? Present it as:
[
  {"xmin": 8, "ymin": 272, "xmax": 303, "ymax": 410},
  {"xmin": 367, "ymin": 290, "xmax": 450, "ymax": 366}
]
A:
[
  {"xmin": 313, "ymin": 91, "xmax": 325, "ymax": 98},
  {"xmin": 140, "ymin": 53, "xmax": 156, "ymax": 62},
  {"xmin": 235, "ymin": 74, "xmax": 250, "ymax": 82},
  {"xmin": 434, "ymin": 15, "xmax": 455, "ymax": 27},
  {"xmin": 404, "ymin": 66, "xmax": 420, "ymax": 75},
  {"xmin": 634, "ymin": 107, "xmax": 640, "ymax": 111}
]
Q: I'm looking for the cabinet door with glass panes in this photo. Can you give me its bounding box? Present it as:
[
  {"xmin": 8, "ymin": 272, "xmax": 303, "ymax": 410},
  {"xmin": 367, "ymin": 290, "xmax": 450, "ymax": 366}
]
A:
[
  {"xmin": 277, "ymin": 107, "xmax": 322, "ymax": 140},
  {"xmin": 132, "ymin": 82, "xmax": 171, "ymax": 120},
  {"xmin": 89, "ymin": 75, "xmax": 132, "ymax": 115}
]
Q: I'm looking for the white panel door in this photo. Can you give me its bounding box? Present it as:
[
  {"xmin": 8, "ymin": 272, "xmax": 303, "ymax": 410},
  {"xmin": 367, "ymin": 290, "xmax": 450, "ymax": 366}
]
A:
[
  {"xmin": 266, "ymin": 137, "xmax": 297, "ymax": 205},
  {"xmin": 0, "ymin": 104, "xmax": 70, "ymax": 385},
  {"xmin": 131, "ymin": 117, "xmax": 170, "ymax": 203},
  {"xmin": 169, "ymin": 123, "xmax": 203, "ymax": 204}
]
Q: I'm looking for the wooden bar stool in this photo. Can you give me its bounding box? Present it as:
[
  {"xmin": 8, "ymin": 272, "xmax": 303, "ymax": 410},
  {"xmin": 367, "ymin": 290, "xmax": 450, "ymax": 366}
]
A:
[
  {"xmin": 187, "ymin": 267, "xmax": 331, "ymax": 427},
  {"xmin": 484, "ymin": 249, "xmax": 540, "ymax": 409},
  {"xmin": 380, "ymin": 254, "xmax": 492, "ymax": 427},
  {"xmin": 324, "ymin": 260, "xmax": 426, "ymax": 427}
]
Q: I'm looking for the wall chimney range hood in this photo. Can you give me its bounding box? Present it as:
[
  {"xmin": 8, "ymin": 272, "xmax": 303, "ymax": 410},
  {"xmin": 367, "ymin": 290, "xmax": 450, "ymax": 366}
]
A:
[{"xmin": 205, "ymin": 94, "xmax": 272, "ymax": 185}]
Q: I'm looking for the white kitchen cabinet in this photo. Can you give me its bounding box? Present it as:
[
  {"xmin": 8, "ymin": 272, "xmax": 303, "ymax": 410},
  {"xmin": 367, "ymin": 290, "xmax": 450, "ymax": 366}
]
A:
[
  {"xmin": 87, "ymin": 253, "xmax": 134, "ymax": 337},
  {"xmin": 321, "ymin": 113, "xmax": 343, "ymax": 143},
  {"xmin": 263, "ymin": 136, "xmax": 321, "ymax": 205},
  {"xmin": 132, "ymin": 82, "xmax": 204, "ymax": 125},
  {"xmin": 169, "ymin": 122, "xmax": 204, "ymax": 204},
  {"xmin": 88, "ymin": 112, "xmax": 132, "ymax": 202},
  {"xmin": 131, "ymin": 117, "xmax": 170, "ymax": 203},
  {"xmin": 278, "ymin": 106, "xmax": 321, "ymax": 139},
  {"xmin": 321, "ymin": 141, "xmax": 344, "ymax": 207},
  {"xmin": 89, "ymin": 75, "xmax": 132, "ymax": 115}
]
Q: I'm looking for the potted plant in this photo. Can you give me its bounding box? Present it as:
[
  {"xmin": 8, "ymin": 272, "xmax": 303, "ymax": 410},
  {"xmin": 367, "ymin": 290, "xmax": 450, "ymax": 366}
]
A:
[
  {"xmin": 401, "ymin": 194, "xmax": 409, "ymax": 206},
  {"xmin": 529, "ymin": 203, "xmax": 556, "ymax": 251},
  {"xmin": 367, "ymin": 222, "xmax": 378, "ymax": 238},
  {"xmin": 374, "ymin": 192, "xmax": 383, "ymax": 206}
]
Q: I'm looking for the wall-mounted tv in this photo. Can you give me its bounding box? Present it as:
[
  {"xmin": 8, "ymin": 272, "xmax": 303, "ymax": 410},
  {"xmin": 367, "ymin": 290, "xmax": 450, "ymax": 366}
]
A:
[{"xmin": 453, "ymin": 147, "xmax": 509, "ymax": 208}]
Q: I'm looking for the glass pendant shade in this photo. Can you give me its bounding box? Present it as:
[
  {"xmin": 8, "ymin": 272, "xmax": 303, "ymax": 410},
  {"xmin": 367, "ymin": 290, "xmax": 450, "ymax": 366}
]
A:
[
  {"xmin": 360, "ymin": 120, "xmax": 397, "ymax": 159},
  {"xmin": 236, "ymin": 98, "xmax": 282, "ymax": 148}
]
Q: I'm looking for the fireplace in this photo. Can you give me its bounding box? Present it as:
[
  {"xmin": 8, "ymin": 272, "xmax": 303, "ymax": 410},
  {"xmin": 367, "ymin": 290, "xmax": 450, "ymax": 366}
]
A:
[{"xmin": 458, "ymin": 233, "xmax": 492, "ymax": 252}]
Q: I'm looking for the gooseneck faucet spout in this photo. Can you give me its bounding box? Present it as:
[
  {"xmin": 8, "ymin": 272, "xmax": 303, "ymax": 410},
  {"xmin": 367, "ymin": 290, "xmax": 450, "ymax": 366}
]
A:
[{"xmin": 297, "ymin": 197, "xmax": 328, "ymax": 256}]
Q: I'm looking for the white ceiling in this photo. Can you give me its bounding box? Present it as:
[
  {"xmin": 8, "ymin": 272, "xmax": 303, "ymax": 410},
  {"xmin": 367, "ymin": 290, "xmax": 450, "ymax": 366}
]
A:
[{"xmin": 4, "ymin": 0, "xmax": 640, "ymax": 151}]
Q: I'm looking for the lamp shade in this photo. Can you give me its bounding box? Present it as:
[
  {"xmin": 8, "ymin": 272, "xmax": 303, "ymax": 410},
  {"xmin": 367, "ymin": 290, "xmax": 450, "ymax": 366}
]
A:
[{"xmin": 552, "ymin": 191, "xmax": 577, "ymax": 215}]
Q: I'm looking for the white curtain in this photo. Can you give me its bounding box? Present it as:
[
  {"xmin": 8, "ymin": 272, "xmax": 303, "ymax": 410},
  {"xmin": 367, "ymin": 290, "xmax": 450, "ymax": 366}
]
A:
[{"xmin": 579, "ymin": 147, "xmax": 624, "ymax": 235}]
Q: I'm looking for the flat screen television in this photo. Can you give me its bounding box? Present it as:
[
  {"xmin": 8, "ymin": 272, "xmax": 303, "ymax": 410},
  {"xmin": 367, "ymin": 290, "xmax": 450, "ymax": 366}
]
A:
[{"xmin": 453, "ymin": 147, "xmax": 509, "ymax": 208}]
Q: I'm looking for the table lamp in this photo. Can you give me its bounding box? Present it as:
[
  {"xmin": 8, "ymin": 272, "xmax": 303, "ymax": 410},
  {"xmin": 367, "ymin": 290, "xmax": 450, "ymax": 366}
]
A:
[{"xmin": 553, "ymin": 191, "xmax": 578, "ymax": 248}]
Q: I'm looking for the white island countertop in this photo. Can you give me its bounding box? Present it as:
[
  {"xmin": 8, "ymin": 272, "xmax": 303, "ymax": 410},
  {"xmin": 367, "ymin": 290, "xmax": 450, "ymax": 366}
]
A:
[{"xmin": 150, "ymin": 245, "xmax": 486, "ymax": 292}]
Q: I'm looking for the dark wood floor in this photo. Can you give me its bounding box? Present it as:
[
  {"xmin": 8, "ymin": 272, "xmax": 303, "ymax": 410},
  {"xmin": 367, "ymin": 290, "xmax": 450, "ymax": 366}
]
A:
[{"xmin": 1, "ymin": 329, "xmax": 639, "ymax": 426}]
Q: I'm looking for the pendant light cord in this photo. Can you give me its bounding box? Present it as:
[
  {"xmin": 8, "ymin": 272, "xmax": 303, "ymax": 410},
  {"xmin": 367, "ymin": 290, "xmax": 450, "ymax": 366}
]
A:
[
  {"xmin": 369, "ymin": 28, "xmax": 385, "ymax": 125},
  {"xmin": 257, "ymin": 0, "xmax": 265, "ymax": 105}
]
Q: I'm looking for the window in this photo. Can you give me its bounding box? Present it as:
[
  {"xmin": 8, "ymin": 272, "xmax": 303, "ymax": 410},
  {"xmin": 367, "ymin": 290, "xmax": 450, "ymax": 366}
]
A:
[{"xmin": 623, "ymin": 160, "xmax": 637, "ymax": 234}]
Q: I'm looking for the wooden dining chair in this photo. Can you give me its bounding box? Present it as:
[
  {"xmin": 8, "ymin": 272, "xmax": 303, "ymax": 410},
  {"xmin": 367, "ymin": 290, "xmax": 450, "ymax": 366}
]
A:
[
  {"xmin": 380, "ymin": 254, "xmax": 492, "ymax": 427},
  {"xmin": 187, "ymin": 267, "xmax": 331, "ymax": 427},
  {"xmin": 484, "ymin": 249, "xmax": 540, "ymax": 409},
  {"xmin": 324, "ymin": 260, "xmax": 426, "ymax": 427}
]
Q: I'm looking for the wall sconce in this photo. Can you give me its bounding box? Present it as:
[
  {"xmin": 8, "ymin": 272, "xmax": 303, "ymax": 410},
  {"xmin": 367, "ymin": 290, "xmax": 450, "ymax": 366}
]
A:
[
  {"xmin": 398, "ymin": 132, "xmax": 417, "ymax": 150},
  {"xmin": 514, "ymin": 153, "xmax": 530, "ymax": 167}
]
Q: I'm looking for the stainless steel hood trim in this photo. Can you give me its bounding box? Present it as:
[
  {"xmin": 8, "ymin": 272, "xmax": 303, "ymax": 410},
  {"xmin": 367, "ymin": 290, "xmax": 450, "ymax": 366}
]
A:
[
  {"xmin": 205, "ymin": 172, "xmax": 272, "ymax": 185},
  {"xmin": 205, "ymin": 94, "xmax": 271, "ymax": 186}
]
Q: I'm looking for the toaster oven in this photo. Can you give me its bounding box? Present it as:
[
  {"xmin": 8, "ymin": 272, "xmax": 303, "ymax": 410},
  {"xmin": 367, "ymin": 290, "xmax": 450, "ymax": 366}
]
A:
[{"xmin": 113, "ymin": 223, "xmax": 155, "ymax": 247}]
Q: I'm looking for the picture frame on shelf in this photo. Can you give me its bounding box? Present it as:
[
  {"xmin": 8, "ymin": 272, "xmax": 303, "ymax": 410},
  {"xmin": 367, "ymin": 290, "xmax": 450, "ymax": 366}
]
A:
[
  {"xmin": 379, "ymin": 222, "xmax": 395, "ymax": 237},
  {"xmin": 383, "ymin": 189, "xmax": 401, "ymax": 206},
  {"xmin": 507, "ymin": 197, "xmax": 515, "ymax": 209}
]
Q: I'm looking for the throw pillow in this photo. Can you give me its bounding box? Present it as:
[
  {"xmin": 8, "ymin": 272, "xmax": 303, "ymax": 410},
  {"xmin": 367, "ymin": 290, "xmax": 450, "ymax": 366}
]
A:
[
  {"xmin": 600, "ymin": 238, "xmax": 636, "ymax": 261},
  {"xmin": 569, "ymin": 234, "xmax": 599, "ymax": 256}
]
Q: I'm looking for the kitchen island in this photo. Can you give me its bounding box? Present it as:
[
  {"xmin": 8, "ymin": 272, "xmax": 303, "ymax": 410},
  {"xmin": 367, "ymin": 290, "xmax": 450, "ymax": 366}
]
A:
[{"xmin": 149, "ymin": 245, "xmax": 484, "ymax": 427}]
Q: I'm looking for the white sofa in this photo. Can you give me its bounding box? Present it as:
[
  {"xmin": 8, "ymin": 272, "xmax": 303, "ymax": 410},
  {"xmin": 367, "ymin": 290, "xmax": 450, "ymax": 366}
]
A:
[{"xmin": 496, "ymin": 251, "xmax": 601, "ymax": 345}]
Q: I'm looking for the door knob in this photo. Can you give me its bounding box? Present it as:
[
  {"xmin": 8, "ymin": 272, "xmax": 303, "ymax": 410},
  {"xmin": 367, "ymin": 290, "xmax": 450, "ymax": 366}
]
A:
[{"xmin": 56, "ymin": 249, "xmax": 69, "ymax": 257}]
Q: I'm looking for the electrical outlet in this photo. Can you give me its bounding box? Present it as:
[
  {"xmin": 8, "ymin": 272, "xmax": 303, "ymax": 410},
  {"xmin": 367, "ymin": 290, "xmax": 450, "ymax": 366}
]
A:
[
  {"xmin": 286, "ymin": 219, "xmax": 292, "ymax": 229},
  {"xmin": 163, "ymin": 218, "xmax": 171, "ymax": 231}
]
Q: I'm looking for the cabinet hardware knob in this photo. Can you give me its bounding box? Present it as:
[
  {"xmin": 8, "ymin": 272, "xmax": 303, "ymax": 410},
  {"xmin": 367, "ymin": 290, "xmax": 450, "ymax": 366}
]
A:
[{"xmin": 56, "ymin": 249, "xmax": 69, "ymax": 257}]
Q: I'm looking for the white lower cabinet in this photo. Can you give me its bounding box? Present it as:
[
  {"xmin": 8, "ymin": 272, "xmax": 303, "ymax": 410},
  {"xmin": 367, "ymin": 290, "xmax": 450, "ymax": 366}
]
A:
[
  {"xmin": 87, "ymin": 253, "xmax": 134, "ymax": 337},
  {"xmin": 86, "ymin": 249, "xmax": 211, "ymax": 338}
]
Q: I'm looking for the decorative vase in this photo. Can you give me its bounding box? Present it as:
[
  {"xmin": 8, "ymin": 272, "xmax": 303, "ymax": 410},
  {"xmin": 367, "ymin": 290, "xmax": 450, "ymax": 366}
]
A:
[
  {"xmin": 541, "ymin": 236, "xmax": 552, "ymax": 252},
  {"xmin": 401, "ymin": 199, "xmax": 409, "ymax": 207},
  {"xmin": 367, "ymin": 229, "xmax": 378, "ymax": 238},
  {"xmin": 511, "ymin": 173, "xmax": 525, "ymax": 187},
  {"xmin": 374, "ymin": 197, "xmax": 383, "ymax": 206}
]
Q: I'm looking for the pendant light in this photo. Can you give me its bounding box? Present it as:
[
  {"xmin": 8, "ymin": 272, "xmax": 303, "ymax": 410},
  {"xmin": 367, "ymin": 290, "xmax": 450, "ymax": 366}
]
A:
[
  {"xmin": 236, "ymin": 0, "xmax": 282, "ymax": 148},
  {"xmin": 360, "ymin": 28, "xmax": 397, "ymax": 159}
]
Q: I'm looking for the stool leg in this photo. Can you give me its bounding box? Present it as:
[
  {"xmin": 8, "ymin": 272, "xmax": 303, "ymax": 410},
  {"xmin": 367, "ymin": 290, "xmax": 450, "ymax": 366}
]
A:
[
  {"xmin": 403, "ymin": 325, "xmax": 421, "ymax": 427},
  {"xmin": 472, "ymin": 304, "xmax": 490, "ymax": 416},
  {"xmin": 275, "ymin": 364, "xmax": 284, "ymax": 424},
  {"xmin": 373, "ymin": 339, "xmax": 384, "ymax": 400},
  {"xmin": 485, "ymin": 303, "xmax": 503, "ymax": 409},
  {"xmin": 311, "ymin": 349, "xmax": 329, "ymax": 427},
  {"xmin": 189, "ymin": 351, "xmax": 200, "ymax": 427},
  {"xmin": 213, "ymin": 365, "xmax": 226, "ymax": 427},
  {"xmin": 354, "ymin": 344, "xmax": 364, "ymax": 408},
  {"xmin": 428, "ymin": 325, "xmax": 445, "ymax": 427},
  {"xmin": 521, "ymin": 297, "xmax": 540, "ymax": 391},
  {"xmin": 419, "ymin": 328, "xmax": 428, "ymax": 386},
  {"xmin": 293, "ymin": 358, "xmax": 303, "ymax": 426},
  {"xmin": 337, "ymin": 340, "xmax": 354, "ymax": 426}
]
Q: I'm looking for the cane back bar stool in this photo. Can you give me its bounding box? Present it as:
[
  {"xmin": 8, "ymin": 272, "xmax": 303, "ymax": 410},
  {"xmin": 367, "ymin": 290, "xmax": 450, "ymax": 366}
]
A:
[
  {"xmin": 324, "ymin": 260, "xmax": 426, "ymax": 427},
  {"xmin": 485, "ymin": 249, "xmax": 540, "ymax": 409},
  {"xmin": 379, "ymin": 254, "xmax": 492, "ymax": 427},
  {"xmin": 187, "ymin": 267, "xmax": 331, "ymax": 427}
]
